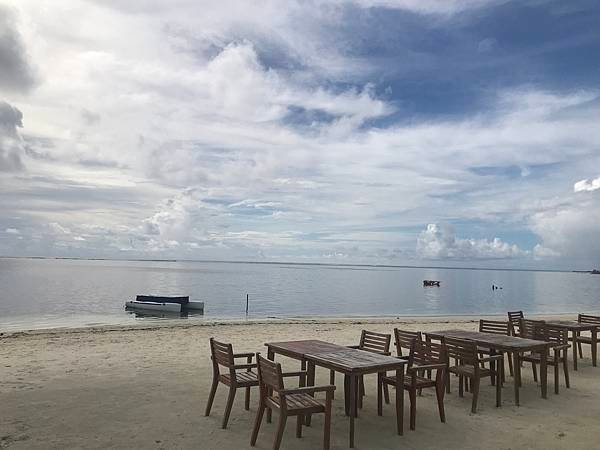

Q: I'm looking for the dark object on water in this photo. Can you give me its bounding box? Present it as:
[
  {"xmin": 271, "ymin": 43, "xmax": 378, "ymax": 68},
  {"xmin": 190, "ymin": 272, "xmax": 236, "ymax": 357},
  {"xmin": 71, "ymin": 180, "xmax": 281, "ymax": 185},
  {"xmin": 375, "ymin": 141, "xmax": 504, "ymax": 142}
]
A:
[
  {"xmin": 136, "ymin": 295, "xmax": 189, "ymax": 305},
  {"xmin": 423, "ymin": 280, "xmax": 440, "ymax": 287},
  {"xmin": 592, "ymin": 270, "xmax": 600, "ymax": 275},
  {"xmin": 492, "ymin": 285, "xmax": 503, "ymax": 291}
]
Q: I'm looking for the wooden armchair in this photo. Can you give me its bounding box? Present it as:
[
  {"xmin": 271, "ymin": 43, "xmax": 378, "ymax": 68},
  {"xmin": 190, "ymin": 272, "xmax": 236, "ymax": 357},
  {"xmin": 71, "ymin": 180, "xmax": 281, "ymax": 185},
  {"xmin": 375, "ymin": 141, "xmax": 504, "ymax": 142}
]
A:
[
  {"xmin": 507, "ymin": 311, "xmax": 524, "ymax": 337},
  {"xmin": 205, "ymin": 338, "xmax": 259, "ymax": 428},
  {"xmin": 330, "ymin": 330, "xmax": 391, "ymax": 407},
  {"xmin": 576, "ymin": 313, "xmax": 600, "ymax": 366},
  {"xmin": 251, "ymin": 354, "xmax": 335, "ymax": 450},
  {"xmin": 520, "ymin": 319, "xmax": 570, "ymax": 394},
  {"xmin": 379, "ymin": 338, "xmax": 447, "ymax": 430},
  {"xmin": 479, "ymin": 319, "xmax": 513, "ymax": 378},
  {"xmin": 444, "ymin": 337, "xmax": 503, "ymax": 413}
]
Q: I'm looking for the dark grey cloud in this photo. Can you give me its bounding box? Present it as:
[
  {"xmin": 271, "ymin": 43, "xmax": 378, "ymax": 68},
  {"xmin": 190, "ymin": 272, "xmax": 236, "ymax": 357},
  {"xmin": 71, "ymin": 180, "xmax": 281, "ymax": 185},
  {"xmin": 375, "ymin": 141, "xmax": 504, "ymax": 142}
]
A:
[
  {"xmin": 0, "ymin": 100, "xmax": 25, "ymax": 171},
  {"xmin": 0, "ymin": 6, "xmax": 36, "ymax": 93}
]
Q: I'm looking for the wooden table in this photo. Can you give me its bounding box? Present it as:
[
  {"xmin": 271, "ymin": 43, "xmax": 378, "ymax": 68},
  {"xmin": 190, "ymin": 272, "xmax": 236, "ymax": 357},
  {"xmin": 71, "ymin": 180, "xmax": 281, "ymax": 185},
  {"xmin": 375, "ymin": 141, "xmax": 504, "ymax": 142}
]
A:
[
  {"xmin": 545, "ymin": 320, "xmax": 598, "ymax": 370},
  {"xmin": 426, "ymin": 330, "xmax": 549, "ymax": 406},
  {"xmin": 265, "ymin": 340, "xmax": 407, "ymax": 448}
]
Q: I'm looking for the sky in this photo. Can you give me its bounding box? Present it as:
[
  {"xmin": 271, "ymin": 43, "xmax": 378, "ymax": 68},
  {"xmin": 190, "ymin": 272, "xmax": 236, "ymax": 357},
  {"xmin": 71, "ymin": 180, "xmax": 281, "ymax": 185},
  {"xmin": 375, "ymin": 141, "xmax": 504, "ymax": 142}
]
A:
[{"xmin": 0, "ymin": 0, "xmax": 599, "ymax": 270}]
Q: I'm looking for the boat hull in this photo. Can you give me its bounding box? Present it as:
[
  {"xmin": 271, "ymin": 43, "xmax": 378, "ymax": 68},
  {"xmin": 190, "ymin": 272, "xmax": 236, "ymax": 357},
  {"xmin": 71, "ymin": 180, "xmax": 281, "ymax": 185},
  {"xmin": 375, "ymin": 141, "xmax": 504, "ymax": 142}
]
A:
[{"xmin": 125, "ymin": 301, "xmax": 182, "ymax": 312}]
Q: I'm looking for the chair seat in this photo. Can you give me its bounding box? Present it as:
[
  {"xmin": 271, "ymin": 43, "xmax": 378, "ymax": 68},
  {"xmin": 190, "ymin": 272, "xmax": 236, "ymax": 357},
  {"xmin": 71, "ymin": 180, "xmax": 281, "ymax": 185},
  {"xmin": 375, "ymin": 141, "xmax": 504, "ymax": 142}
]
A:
[
  {"xmin": 448, "ymin": 364, "xmax": 491, "ymax": 378},
  {"xmin": 270, "ymin": 393, "xmax": 325, "ymax": 413},
  {"xmin": 381, "ymin": 373, "xmax": 436, "ymax": 389},
  {"xmin": 220, "ymin": 370, "xmax": 259, "ymax": 386}
]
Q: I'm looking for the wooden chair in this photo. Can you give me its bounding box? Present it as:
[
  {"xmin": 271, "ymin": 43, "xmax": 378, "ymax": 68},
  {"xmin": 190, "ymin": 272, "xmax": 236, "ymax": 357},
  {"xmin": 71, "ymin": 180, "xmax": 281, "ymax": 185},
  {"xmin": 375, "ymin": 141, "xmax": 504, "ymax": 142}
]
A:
[
  {"xmin": 251, "ymin": 354, "xmax": 335, "ymax": 450},
  {"xmin": 444, "ymin": 337, "xmax": 503, "ymax": 413},
  {"xmin": 479, "ymin": 319, "xmax": 514, "ymax": 378},
  {"xmin": 379, "ymin": 338, "xmax": 447, "ymax": 430},
  {"xmin": 205, "ymin": 338, "xmax": 259, "ymax": 428},
  {"xmin": 576, "ymin": 314, "xmax": 600, "ymax": 366},
  {"xmin": 507, "ymin": 311, "xmax": 524, "ymax": 337},
  {"xmin": 330, "ymin": 330, "xmax": 391, "ymax": 407},
  {"xmin": 520, "ymin": 320, "xmax": 570, "ymax": 394}
]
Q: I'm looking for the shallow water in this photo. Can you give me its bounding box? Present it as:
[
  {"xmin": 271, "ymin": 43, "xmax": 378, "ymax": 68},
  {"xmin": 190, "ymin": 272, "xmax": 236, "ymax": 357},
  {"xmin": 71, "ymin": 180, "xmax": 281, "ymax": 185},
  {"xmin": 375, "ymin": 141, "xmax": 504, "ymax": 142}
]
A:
[{"xmin": 0, "ymin": 258, "xmax": 599, "ymax": 331}]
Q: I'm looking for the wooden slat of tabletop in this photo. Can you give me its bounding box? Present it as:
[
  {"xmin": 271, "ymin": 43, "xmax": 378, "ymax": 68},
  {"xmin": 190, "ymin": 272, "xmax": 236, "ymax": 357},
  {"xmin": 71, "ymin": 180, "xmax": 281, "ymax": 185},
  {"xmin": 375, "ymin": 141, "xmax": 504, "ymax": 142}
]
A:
[
  {"xmin": 305, "ymin": 348, "xmax": 406, "ymax": 374},
  {"xmin": 265, "ymin": 339, "xmax": 349, "ymax": 359},
  {"xmin": 427, "ymin": 329, "xmax": 548, "ymax": 350},
  {"xmin": 545, "ymin": 321, "xmax": 598, "ymax": 330}
]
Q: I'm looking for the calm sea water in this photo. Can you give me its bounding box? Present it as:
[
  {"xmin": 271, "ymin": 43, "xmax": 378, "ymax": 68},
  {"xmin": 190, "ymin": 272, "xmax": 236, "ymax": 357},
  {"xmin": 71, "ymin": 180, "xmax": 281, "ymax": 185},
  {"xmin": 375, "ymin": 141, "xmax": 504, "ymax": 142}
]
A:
[{"xmin": 0, "ymin": 258, "xmax": 599, "ymax": 331}]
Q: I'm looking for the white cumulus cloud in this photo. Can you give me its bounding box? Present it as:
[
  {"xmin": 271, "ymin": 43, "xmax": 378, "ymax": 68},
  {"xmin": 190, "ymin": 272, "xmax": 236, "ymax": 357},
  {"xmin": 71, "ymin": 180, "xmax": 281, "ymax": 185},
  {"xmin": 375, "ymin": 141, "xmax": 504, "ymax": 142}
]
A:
[{"xmin": 574, "ymin": 177, "xmax": 600, "ymax": 192}]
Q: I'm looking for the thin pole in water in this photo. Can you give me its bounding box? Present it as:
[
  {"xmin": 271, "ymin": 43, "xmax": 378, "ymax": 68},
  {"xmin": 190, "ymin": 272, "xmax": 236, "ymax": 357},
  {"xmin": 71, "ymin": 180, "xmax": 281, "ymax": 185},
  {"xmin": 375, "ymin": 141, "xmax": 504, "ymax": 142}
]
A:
[{"xmin": 246, "ymin": 293, "xmax": 249, "ymax": 315}]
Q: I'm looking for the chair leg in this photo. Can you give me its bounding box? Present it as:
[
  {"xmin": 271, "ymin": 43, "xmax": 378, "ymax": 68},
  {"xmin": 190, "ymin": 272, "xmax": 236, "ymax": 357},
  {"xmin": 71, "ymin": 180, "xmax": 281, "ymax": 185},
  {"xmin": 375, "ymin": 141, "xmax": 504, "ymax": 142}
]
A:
[
  {"xmin": 222, "ymin": 387, "xmax": 237, "ymax": 429},
  {"xmin": 358, "ymin": 376, "xmax": 364, "ymax": 409},
  {"xmin": 250, "ymin": 403, "xmax": 265, "ymax": 446},
  {"xmin": 330, "ymin": 370, "xmax": 336, "ymax": 399},
  {"xmin": 409, "ymin": 388, "xmax": 417, "ymax": 430},
  {"xmin": 532, "ymin": 362, "xmax": 538, "ymax": 382},
  {"xmin": 245, "ymin": 387, "xmax": 251, "ymax": 410},
  {"xmin": 446, "ymin": 370, "xmax": 451, "ymax": 394},
  {"xmin": 205, "ymin": 377, "xmax": 219, "ymax": 416},
  {"xmin": 471, "ymin": 377, "xmax": 480, "ymax": 414},
  {"xmin": 377, "ymin": 374, "xmax": 383, "ymax": 416},
  {"xmin": 273, "ymin": 412, "xmax": 287, "ymax": 450},
  {"xmin": 324, "ymin": 393, "xmax": 332, "ymax": 450},
  {"xmin": 554, "ymin": 360, "xmax": 559, "ymax": 394},
  {"xmin": 563, "ymin": 353, "xmax": 570, "ymax": 388},
  {"xmin": 458, "ymin": 375, "xmax": 464, "ymax": 398},
  {"xmin": 435, "ymin": 385, "xmax": 446, "ymax": 422},
  {"xmin": 496, "ymin": 360, "xmax": 503, "ymax": 407},
  {"xmin": 383, "ymin": 382, "xmax": 390, "ymax": 404},
  {"xmin": 296, "ymin": 414, "xmax": 303, "ymax": 438},
  {"xmin": 507, "ymin": 352, "xmax": 514, "ymax": 376}
]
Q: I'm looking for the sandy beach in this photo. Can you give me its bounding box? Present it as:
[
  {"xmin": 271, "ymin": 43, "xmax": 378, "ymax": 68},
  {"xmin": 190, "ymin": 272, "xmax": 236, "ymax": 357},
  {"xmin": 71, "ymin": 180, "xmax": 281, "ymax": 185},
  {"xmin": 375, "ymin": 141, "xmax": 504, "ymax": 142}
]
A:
[{"xmin": 2, "ymin": 315, "xmax": 600, "ymax": 449}]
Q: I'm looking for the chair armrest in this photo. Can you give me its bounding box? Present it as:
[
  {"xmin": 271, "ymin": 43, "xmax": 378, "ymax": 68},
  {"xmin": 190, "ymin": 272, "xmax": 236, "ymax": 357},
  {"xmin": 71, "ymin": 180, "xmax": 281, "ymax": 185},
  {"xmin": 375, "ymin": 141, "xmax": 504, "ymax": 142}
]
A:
[
  {"xmin": 407, "ymin": 363, "xmax": 446, "ymax": 373},
  {"xmin": 233, "ymin": 352, "xmax": 255, "ymax": 359},
  {"xmin": 551, "ymin": 344, "xmax": 570, "ymax": 351},
  {"xmin": 479, "ymin": 354, "xmax": 504, "ymax": 363},
  {"xmin": 347, "ymin": 345, "xmax": 361, "ymax": 349},
  {"xmin": 281, "ymin": 385, "xmax": 336, "ymax": 396},
  {"xmin": 282, "ymin": 371, "xmax": 308, "ymax": 378},
  {"xmin": 396, "ymin": 355, "xmax": 410, "ymax": 360},
  {"xmin": 233, "ymin": 363, "xmax": 258, "ymax": 370}
]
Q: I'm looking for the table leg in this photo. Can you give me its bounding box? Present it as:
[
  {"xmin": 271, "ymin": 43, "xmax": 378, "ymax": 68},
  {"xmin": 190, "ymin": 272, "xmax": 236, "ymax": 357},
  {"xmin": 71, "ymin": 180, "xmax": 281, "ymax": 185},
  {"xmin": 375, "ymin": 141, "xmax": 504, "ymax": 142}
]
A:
[
  {"xmin": 540, "ymin": 348, "xmax": 548, "ymax": 399},
  {"xmin": 306, "ymin": 361, "xmax": 316, "ymax": 426},
  {"xmin": 490, "ymin": 348, "xmax": 496, "ymax": 386},
  {"xmin": 349, "ymin": 374, "xmax": 356, "ymax": 448},
  {"xmin": 572, "ymin": 330, "xmax": 578, "ymax": 371},
  {"xmin": 513, "ymin": 352, "xmax": 520, "ymax": 406},
  {"xmin": 267, "ymin": 348, "xmax": 274, "ymax": 423},
  {"xmin": 344, "ymin": 375, "xmax": 350, "ymax": 416},
  {"xmin": 396, "ymin": 367, "xmax": 404, "ymax": 436}
]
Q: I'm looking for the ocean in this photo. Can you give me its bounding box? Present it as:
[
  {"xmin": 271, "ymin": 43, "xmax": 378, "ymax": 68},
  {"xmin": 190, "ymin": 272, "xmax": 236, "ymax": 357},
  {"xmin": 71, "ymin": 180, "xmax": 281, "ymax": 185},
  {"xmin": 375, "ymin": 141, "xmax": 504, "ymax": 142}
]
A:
[{"xmin": 0, "ymin": 258, "xmax": 598, "ymax": 331}]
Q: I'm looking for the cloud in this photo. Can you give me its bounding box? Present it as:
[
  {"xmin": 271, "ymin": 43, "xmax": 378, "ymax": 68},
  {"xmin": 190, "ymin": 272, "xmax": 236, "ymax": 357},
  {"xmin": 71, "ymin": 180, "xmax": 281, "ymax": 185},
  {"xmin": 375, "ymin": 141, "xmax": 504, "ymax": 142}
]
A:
[
  {"xmin": 0, "ymin": 5, "xmax": 36, "ymax": 93},
  {"xmin": 574, "ymin": 177, "xmax": 600, "ymax": 192},
  {"xmin": 0, "ymin": 100, "xmax": 25, "ymax": 171},
  {"xmin": 416, "ymin": 223, "xmax": 526, "ymax": 259}
]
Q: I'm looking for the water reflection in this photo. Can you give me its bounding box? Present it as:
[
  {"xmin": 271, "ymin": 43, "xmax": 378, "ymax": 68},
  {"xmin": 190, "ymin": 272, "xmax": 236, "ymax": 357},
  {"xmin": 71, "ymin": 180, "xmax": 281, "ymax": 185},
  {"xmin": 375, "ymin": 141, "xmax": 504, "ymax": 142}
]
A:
[{"xmin": 125, "ymin": 309, "xmax": 205, "ymax": 320}]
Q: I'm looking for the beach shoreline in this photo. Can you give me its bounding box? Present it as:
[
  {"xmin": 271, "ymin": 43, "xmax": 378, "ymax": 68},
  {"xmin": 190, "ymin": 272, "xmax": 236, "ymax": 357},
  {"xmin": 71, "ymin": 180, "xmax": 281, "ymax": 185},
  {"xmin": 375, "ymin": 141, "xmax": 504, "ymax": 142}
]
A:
[{"xmin": 2, "ymin": 314, "xmax": 599, "ymax": 449}]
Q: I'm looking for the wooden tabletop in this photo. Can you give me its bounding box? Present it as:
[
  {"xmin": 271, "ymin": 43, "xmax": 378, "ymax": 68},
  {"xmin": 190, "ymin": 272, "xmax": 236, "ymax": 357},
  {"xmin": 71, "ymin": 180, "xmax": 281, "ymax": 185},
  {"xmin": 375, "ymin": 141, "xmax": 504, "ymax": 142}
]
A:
[
  {"xmin": 426, "ymin": 329, "xmax": 548, "ymax": 351},
  {"xmin": 545, "ymin": 321, "xmax": 598, "ymax": 330},
  {"xmin": 265, "ymin": 339, "xmax": 349, "ymax": 359},
  {"xmin": 305, "ymin": 348, "xmax": 407, "ymax": 374}
]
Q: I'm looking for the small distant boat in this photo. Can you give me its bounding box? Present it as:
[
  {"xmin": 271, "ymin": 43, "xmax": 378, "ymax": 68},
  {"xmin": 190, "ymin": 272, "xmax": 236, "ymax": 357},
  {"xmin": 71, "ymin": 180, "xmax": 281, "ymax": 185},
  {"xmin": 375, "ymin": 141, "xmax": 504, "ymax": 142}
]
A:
[
  {"xmin": 423, "ymin": 280, "xmax": 441, "ymax": 287},
  {"xmin": 125, "ymin": 295, "xmax": 204, "ymax": 313}
]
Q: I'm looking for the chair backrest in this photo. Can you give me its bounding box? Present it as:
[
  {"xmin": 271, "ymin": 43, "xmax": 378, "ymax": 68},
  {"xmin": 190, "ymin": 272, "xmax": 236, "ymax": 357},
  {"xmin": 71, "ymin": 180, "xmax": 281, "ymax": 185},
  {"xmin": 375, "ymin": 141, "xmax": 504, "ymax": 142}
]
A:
[
  {"xmin": 543, "ymin": 325, "xmax": 568, "ymax": 346},
  {"xmin": 394, "ymin": 328, "xmax": 422, "ymax": 357},
  {"xmin": 479, "ymin": 319, "xmax": 510, "ymax": 336},
  {"xmin": 508, "ymin": 311, "xmax": 524, "ymax": 335},
  {"xmin": 256, "ymin": 354, "xmax": 284, "ymax": 393},
  {"xmin": 409, "ymin": 338, "xmax": 446, "ymax": 368},
  {"xmin": 579, "ymin": 313, "xmax": 600, "ymax": 325},
  {"xmin": 209, "ymin": 338, "xmax": 235, "ymax": 369},
  {"xmin": 519, "ymin": 318, "xmax": 546, "ymax": 340},
  {"xmin": 443, "ymin": 337, "xmax": 478, "ymax": 366},
  {"xmin": 359, "ymin": 330, "xmax": 391, "ymax": 355}
]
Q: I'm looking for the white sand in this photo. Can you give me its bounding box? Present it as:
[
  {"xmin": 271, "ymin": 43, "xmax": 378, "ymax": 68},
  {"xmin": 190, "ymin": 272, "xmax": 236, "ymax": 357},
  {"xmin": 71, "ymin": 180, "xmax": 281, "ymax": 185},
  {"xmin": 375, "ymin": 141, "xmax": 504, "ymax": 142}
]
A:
[{"xmin": 2, "ymin": 315, "xmax": 600, "ymax": 449}]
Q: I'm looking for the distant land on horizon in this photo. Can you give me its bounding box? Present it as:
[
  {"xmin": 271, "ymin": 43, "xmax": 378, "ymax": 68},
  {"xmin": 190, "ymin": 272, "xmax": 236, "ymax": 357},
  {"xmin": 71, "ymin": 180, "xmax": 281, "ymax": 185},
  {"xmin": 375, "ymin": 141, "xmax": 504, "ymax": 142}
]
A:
[{"xmin": 1, "ymin": 255, "xmax": 592, "ymax": 274}]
